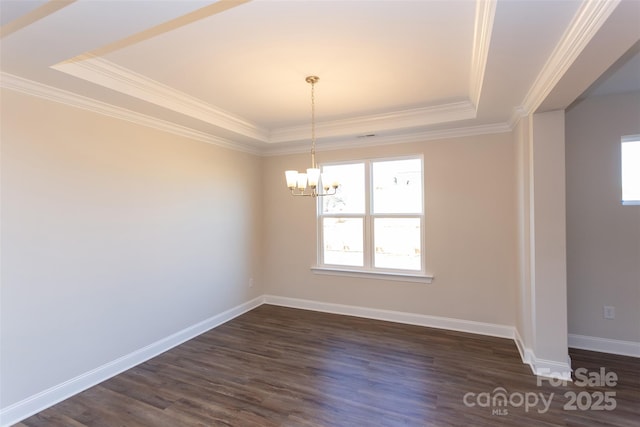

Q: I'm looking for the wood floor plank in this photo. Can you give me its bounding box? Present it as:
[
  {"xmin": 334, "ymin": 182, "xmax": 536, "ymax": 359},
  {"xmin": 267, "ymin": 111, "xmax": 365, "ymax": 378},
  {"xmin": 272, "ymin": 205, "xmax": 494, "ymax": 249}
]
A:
[{"xmin": 17, "ymin": 305, "xmax": 640, "ymax": 426}]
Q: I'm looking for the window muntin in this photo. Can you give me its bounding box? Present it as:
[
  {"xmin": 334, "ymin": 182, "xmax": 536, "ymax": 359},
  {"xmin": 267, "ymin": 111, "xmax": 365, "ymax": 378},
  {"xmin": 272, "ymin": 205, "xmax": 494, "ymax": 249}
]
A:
[
  {"xmin": 621, "ymin": 137, "xmax": 640, "ymax": 205},
  {"xmin": 318, "ymin": 156, "xmax": 425, "ymax": 275}
]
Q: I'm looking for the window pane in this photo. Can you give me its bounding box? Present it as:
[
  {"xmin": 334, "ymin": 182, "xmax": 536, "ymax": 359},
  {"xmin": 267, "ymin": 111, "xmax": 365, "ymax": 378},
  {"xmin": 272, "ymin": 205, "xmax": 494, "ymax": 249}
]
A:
[
  {"xmin": 322, "ymin": 163, "xmax": 365, "ymax": 214},
  {"xmin": 372, "ymin": 158, "xmax": 422, "ymax": 214},
  {"xmin": 374, "ymin": 218, "xmax": 421, "ymax": 270},
  {"xmin": 622, "ymin": 139, "xmax": 640, "ymax": 204},
  {"xmin": 323, "ymin": 218, "xmax": 363, "ymax": 266}
]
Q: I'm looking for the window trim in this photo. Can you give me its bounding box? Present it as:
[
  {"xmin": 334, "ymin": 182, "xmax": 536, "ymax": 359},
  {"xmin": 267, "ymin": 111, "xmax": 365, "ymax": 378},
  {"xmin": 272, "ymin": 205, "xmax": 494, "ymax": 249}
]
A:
[
  {"xmin": 310, "ymin": 265, "xmax": 434, "ymax": 283},
  {"xmin": 314, "ymin": 155, "xmax": 433, "ymax": 282},
  {"xmin": 621, "ymin": 135, "xmax": 640, "ymax": 206}
]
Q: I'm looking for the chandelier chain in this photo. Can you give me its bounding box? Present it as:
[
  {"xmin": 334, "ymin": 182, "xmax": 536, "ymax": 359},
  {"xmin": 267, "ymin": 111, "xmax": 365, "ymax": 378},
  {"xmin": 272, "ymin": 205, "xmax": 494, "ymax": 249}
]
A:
[
  {"xmin": 284, "ymin": 75, "xmax": 337, "ymax": 197},
  {"xmin": 310, "ymin": 78, "xmax": 316, "ymax": 168}
]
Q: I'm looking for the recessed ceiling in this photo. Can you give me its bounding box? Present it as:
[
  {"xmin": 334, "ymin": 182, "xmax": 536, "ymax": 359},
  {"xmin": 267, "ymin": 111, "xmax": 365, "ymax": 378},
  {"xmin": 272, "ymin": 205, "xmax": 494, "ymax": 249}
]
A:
[
  {"xmin": 580, "ymin": 41, "xmax": 640, "ymax": 100},
  {"xmin": 1, "ymin": 0, "xmax": 638, "ymax": 153}
]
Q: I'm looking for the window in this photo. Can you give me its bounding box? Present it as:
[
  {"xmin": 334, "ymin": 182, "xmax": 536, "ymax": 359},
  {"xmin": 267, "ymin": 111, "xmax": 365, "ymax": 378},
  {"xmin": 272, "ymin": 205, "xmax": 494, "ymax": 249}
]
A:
[
  {"xmin": 315, "ymin": 156, "xmax": 431, "ymax": 282},
  {"xmin": 622, "ymin": 136, "xmax": 640, "ymax": 206}
]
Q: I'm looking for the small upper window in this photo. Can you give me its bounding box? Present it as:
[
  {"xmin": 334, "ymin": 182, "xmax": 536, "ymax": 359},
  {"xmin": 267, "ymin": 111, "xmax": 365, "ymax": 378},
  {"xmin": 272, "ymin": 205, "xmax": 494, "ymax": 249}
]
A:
[{"xmin": 621, "ymin": 136, "xmax": 640, "ymax": 206}]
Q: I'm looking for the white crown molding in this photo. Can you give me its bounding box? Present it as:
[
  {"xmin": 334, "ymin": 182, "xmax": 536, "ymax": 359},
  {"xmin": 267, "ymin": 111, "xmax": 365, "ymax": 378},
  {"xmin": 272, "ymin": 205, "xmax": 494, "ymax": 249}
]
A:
[
  {"xmin": 2, "ymin": 72, "xmax": 512, "ymax": 158},
  {"xmin": 469, "ymin": 0, "xmax": 496, "ymax": 108},
  {"xmin": 508, "ymin": 105, "xmax": 527, "ymax": 129},
  {"xmin": 264, "ymin": 121, "xmax": 512, "ymax": 156},
  {"xmin": 0, "ymin": 72, "xmax": 262, "ymax": 155},
  {"xmin": 52, "ymin": 56, "xmax": 270, "ymax": 142},
  {"xmin": 519, "ymin": 0, "xmax": 621, "ymax": 115},
  {"xmin": 52, "ymin": 57, "xmax": 480, "ymax": 146},
  {"xmin": 270, "ymin": 100, "xmax": 477, "ymax": 144}
]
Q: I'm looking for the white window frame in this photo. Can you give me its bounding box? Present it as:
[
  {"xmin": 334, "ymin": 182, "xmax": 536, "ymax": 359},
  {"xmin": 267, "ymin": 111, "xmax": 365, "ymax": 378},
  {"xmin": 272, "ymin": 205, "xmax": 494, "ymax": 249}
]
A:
[
  {"xmin": 621, "ymin": 135, "xmax": 640, "ymax": 206},
  {"xmin": 312, "ymin": 155, "xmax": 433, "ymax": 283}
]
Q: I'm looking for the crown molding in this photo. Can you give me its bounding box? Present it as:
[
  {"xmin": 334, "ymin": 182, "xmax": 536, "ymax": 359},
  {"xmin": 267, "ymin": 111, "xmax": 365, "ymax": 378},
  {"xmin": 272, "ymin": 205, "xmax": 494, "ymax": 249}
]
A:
[
  {"xmin": 52, "ymin": 56, "xmax": 270, "ymax": 142},
  {"xmin": 0, "ymin": 72, "xmax": 262, "ymax": 155},
  {"xmin": 2, "ymin": 72, "xmax": 516, "ymax": 159},
  {"xmin": 52, "ymin": 58, "xmax": 480, "ymax": 146},
  {"xmin": 264, "ymin": 122, "xmax": 512, "ymax": 156},
  {"xmin": 469, "ymin": 0, "xmax": 496, "ymax": 108},
  {"xmin": 508, "ymin": 105, "xmax": 528, "ymax": 129},
  {"xmin": 269, "ymin": 100, "xmax": 477, "ymax": 144},
  {"xmin": 519, "ymin": 0, "xmax": 620, "ymax": 115},
  {"xmin": 0, "ymin": 0, "xmax": 75, "ymax": 39}
]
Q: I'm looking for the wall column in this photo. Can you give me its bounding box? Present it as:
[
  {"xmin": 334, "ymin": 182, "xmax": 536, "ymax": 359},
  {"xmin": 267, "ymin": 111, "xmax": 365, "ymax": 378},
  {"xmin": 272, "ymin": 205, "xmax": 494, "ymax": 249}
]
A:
[
  {"xmin": 516, "ymin": 110, "xmax": 571, "ymax": 379},
  {"xmin": 528, "ymin": 109, "xmax": 571, "ymax": 378}
]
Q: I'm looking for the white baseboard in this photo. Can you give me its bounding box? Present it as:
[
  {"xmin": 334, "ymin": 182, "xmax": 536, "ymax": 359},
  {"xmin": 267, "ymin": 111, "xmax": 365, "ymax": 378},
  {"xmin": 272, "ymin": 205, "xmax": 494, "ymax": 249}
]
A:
[
  {"xmin": 0, "ymin": 296, "xmax": 264, "ymax": 427},
  {"xmin": 513, "ymin": 328, "xmax": 534, "ymax": 367},
  {"xmin": 265, "ymin": 296, "xmax": 577, "ymax": 379},
  {"xmin": 530, "ymin": 356, "xmax": 573, "ymax": 381},
  {"xmin": 569, "ymin": 334, "xmax": 640, "ymax": 358},
  {"xmin": 512, "ymin": 328, "xmax": 572, "ymax": 380},
  {"xmin": 9, "ymin": 295, "xmax": 609, "ymax": 426},
  {"xmin": 263, "ymin": 295, "xmax": 516, "ymax": 339}
]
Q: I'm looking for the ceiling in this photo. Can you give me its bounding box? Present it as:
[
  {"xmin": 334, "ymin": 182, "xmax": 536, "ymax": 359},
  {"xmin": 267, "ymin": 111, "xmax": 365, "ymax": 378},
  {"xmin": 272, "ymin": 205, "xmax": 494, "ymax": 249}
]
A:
[{"xmin": 1, "ymin": 0, "xmax": 639, "ymax": 154}]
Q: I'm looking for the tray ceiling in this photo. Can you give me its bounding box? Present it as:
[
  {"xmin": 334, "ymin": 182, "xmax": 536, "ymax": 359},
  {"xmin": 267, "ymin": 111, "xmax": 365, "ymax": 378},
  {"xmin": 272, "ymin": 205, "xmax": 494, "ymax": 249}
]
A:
[{"xmin": 1, "ymin": 0, "xmax": 638, "ymax": 154}]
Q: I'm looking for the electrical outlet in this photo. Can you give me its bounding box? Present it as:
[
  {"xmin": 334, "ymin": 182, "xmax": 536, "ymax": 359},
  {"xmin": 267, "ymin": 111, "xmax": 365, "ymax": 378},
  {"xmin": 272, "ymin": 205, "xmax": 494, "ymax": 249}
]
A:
[
  {"xmin": 249, "ymin": 278, "xmax": 254, "ymax": 288},
  {"xmin": 603, "ymin": 306, "xmax": 615, "ymax": 320}
]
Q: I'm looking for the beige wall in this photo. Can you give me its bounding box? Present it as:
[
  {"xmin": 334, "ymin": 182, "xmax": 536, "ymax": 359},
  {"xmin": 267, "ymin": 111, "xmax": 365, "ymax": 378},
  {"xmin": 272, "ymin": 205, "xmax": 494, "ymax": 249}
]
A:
[
  {"xmin": 0, "ymin": 89, "xmax": 263, "ymax": 407},
  {"xmin": 263, "ymin": 134, "xmax": 518, "ymax": 326},
  {"xmin": 565, "ymin": 91, "xmax": 640, "ymax": 342}
]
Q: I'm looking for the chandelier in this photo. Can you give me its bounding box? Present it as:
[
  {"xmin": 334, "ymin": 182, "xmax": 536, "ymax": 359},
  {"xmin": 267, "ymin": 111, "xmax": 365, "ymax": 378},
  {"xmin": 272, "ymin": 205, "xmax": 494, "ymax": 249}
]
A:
[{"xmin": 285, "ymin": 76, "xmax": 339, "ymax": 197}]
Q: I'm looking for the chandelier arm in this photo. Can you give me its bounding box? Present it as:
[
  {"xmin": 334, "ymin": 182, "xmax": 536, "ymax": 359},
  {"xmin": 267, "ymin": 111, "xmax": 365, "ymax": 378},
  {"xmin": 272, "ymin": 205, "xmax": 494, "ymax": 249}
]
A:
[{"xmin": 289, "ymin": 187, "xmax": 337, "ymax": 197}]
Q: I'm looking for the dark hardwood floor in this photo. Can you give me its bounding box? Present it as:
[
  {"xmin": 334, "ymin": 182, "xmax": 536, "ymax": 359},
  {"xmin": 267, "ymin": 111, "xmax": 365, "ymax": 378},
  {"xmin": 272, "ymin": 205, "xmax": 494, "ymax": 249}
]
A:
[{"xmin": 16, "ymin": 305, "xmax": 640, "ymax": 426}]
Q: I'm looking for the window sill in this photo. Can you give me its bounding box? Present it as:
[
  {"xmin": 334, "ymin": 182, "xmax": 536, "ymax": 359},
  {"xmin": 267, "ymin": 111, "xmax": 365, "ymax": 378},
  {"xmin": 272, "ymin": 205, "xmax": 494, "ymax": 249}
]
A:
[
  {"xmin": 310, "ymin": 266, "xmax": 434, "ymax": 284},
  {"xmin": 622, "ymin": 200, "xmax": 640, "ymax": 206}
]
